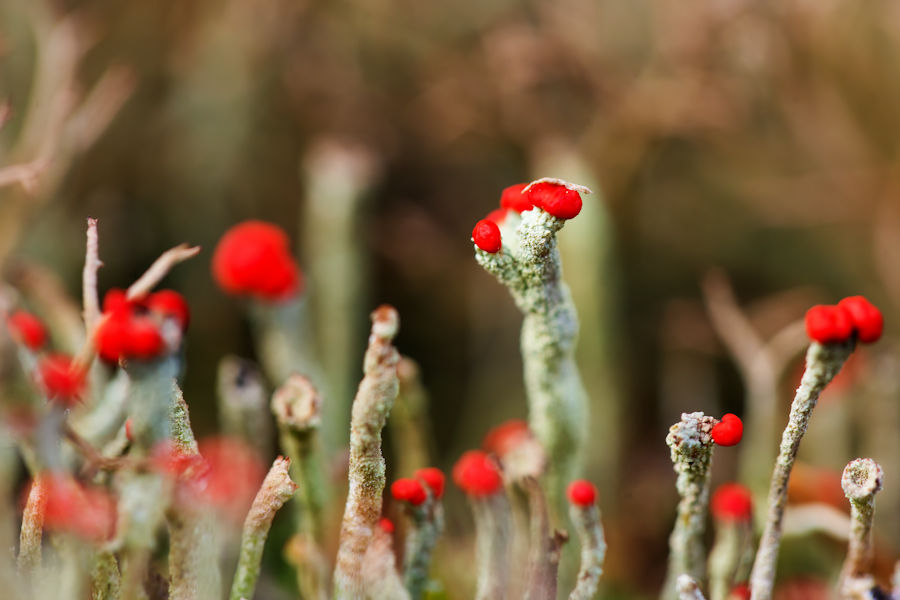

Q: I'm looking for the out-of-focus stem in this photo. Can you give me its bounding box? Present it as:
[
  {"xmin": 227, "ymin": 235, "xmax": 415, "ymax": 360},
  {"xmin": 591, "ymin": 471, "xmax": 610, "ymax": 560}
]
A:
[
  {"xmin": 523, "ymin": 477, "xmax": 566, "ymax": 600},
  {"xmin": 82, "ymin": 218, "xmax": 102, "ymax": 331},
  {"xmin": 333, "ymin": 306, "xmax": 400, "ymax": 598},
  {"xmin": 472, "ymin": 492, "xmax": 512, "ymax": 600},
  {"xmin": 90, "ymin": 551, "xmax": 121, "ymax": 600},
  {"xmin": 402, "ymin": 498, "xmax": 444, "ymax": 600},
  {"xmin": 301, "ymin": 139, "xmax": 377, "ymax": 450},
  {"xmin": 839, "ymin": 458, "xmax": 883, "ymax": 597},
  {"xmin": 125, "ymin": 244, "xmax": 200, "ymax": 301},
  {"xmin": 750, "ymin": 340, "xmax": 854, "ymax": 600},
  {"xmin": 568, "ymin": 497, "xmax": 606, "ymax": 600},
  {"xmin": 663, "ymin": 412, "xmax": 717, "ymax": 600},
  {"xmin": 677, "ymin": 575, "xmax": 708, "ymax": 600},
  {"xmin": 229, "ymin": 457, "xmax": 297, "ymax": 600},
  {"xmin": 17, "ymin": 475, "xmax": 48, "ymax": 577},
  {"xmin": 708, "ymin": 523, "xmax": 749, "ymax": 600},
  {"xmin": 390, "ymin": 356, "xmax": 432, "ymax": 476},
  {"xmin": 362, "ymin": 526, "xmax": 410, "ymax": 599},
  {"xmin": 475, "ymin": 201, "xmax": 589, "ymax": 511},
  {"xmin": 217, "ymin": 355, "xmax": 271, "ymax": 459}
]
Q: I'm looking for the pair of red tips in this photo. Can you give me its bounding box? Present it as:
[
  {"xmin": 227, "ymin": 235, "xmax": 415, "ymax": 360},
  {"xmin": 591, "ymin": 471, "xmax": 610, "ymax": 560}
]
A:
[
  {"xmin": 390, "ymin": 467, "xmax": 446, "ymax": 506},
  {"xmin": 805, "ymin": 296, "xmax": 883, "ymax": 345}
]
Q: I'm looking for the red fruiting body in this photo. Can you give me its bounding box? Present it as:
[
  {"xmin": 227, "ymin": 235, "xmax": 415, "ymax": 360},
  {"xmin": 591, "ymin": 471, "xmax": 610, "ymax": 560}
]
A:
[
  {"xmin": 711, "ymin": 413, "xmax": 743, "ymax": 447},
  {"xmin": 379, "ymin": 517, "xmax": 395, "ymax": 534},
  {"xmin": 212, "ymin": 220, "xmax": 302, "ymax": 301},
  {"xmin": 452, "ymin": 450, "xmax": 503, "ymax": 497},
  {"xmin": 195, "ymin": 437, "xmax": 266, "ymax": 522},
  {"xmin": 805, "ymin": 305, "xmax": 853, "ymax": 344},
  {"xmin": 40, "ymin": 474, "xmax": 116, "ymax": 542},
  {"xmin": 126, "ymin": 317, "xmax": 165, "ymax": 359},
  {"xmin": 38, "ymin": 355, "xmax": 86, "ymax": 406},
  {"xmin": 390, "ymin": 478, "xmax": 428, "ymax": 506},
  {"xmin": 524, "ymin": 182, "xmax": 582, "ymax": 220},
  {"xmin": 102, "ymin": 288, "xmax": 133, "ymax": 314},
  {"xmin": 146, "ymin": 290, "xmax": 190, "ymax": 330},
  {"xmin": 500, "ymin": 183, "xmax": 532, "ymax": 213},
  {"xmin": 95, "ymin": 313, "xmax": 131, "ymax": 363},
  {"xmin": 125, "ymin": 419, "xmax": 133, "ymax": 443},
  {"xmin": 567, "ymin": 479, "xmax": 597, "ymax": 507},
  {"xmin": 6, "ymin": 310, "xmax": 47, "ymax": 350},
  {"xmin": 837, "ymin": 296, "xmax": 883, "ymax": 344},
  {"xmin": 485, "ymin": 207, "xmax": 509, "ymax": 225},
  {"xmin": 711, "ymin": 483, "xmax": 753, "ymax": 522},
  {"xmin": 482, "ymin": 419, "xmax": 532, "ymax": 457},
  {"xmin": 95, "ymin": 289, "xmax": 170, "ymax": 364},
  {"xmin": 414, "ymin": 467, "xmax": 445, "ymax": 499},
  {"xmin": 729, "ymin": 584, "xmax": 751, "ymax": 600},
  {"xmin": 472, "ymin": 219, "xmax": 502, "ymax": 253}
]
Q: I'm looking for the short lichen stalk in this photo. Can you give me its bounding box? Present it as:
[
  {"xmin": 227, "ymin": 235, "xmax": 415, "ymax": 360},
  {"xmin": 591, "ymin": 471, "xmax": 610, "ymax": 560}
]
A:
[
  {"xmin": 17, "ymin": 475, "xmax": 48, "ymax": 578},
  {"xmin": 474, "ymin": 181, "xmax": 591, "ymax": 509},
  {"xmin": 333, "ymin": 306, "xmax": 400, "ymax": 599},
  {"xmin": 708, "ymin": 523, "xmax": 752, "ymax": 600},
  {"xmin": 229, "ymin": 457, "xmax": 297, "ymax": 600},
  {"xmin": 362, "ymin": 526, "xmax": 411, "ymax": 599},
  {"xmin": 749, "ymin": 340, "xmax": 855, "ymax": 600},
  {"xmin": 678, "ymin": 575, "xmax": 709, "ymax": 600},
  {"xmin": 217, "ymin": 355, "xmax": 272, "ymax": 459},
  {"xmin": 839, "ymin": 458, "xmax": 884, "ymax": 598},
  {"xmin": 523, "ymin": 477, "xmax": 567, "ymax": 600},
  {"xmin": 568, "ymin": 488, "xmax": 606, "ymax": 600},
  {"xmin": 662, "ymin": 412, "xmax": 718, "ymax": 600},
  {"xmin": 90, "ymin": 551, "xmax": 121, "ymax": 600},
  {"xmin": 271, "ymin": 374, "xmax": 330, "ymax": 600},
  {"xmin": 402, "ymin": 496, "xmax": 444, "ymax": 600}
]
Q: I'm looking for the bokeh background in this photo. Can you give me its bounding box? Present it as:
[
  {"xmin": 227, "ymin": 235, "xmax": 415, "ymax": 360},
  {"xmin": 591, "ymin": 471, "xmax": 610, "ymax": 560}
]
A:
[{"xmin": 3, "ymin": 0, "xmax": 900, "ymax": 597}]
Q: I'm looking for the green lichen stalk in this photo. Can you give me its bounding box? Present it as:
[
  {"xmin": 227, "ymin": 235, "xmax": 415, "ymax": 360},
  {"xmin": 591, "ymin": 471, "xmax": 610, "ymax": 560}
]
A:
[
  {"xmin": 229, "ymin": 457, "xmax": 297, "ymax": 600},
  {"xmin": 749, "ymin": 340, "xmax": 854, "ymax": 600},
  {"xmin": 569, "ymin": 500, "xmax": 606, "ymax": 600},
  {"xmin": 474, "ymin": 182, "xmax": 591, "ymax": 508},
  {"xmin": 402, "ymin": 497, "xmax": 444, "ymax": 600},
  {"xmin": 333, "ymin": 306, "xmax": 400, "ymax": 599},
  {"xmin": 662, "ymin": 412, "xmax": 717, "ymax": 600}
]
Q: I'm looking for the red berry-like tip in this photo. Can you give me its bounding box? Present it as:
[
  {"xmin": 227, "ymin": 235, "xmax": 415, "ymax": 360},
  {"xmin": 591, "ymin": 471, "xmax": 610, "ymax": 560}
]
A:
[
  {"xmin": 125, "ymin": 419, "xmax": 134, "ymax": 443},
  {"xmin": 472, "ymin": 219, "xmax": 502, "ymax": 253},
  {"xmin": 390, "ymin": 478, "xmax": 428, "ymax": 506},
  {"xmin": 482, "ymin": 419, "xmax": 532, "ymax": 457},
  {"xmin": 485, "ymin": 207, "xmax": 509, "ymax": 225},
  {"xmin": 6, "ymin": 310, "xmax": 47, "ymax": 350},
  {"xmin": 146, "ymin": 290, "xmax": 190, "ymax": 330},
  {"xmin": 729, "ymin": 584, "xmax": 751, "ymax": 600},
  {"xmin": 37, "ymin": 354, "xmax": 86, "ymax": 407},
  {"xmin": 805, "ymin": 305, "xmax": 853, "ymax": 344},
  {"xmin": 711, "ymin": 413, "xmax": 743, "ymax": 447},
  {"xmin": 500, "ymin": 183, "xmax": 532, "ymax": 213},
  {"xmin": 711, "ymin": 483, "xmax": 753, "ymax": 522},
  {"xmin": 524, "ymin": 181, "xmax": 582, "ymax": 220},
  {"xmin": 212, "ymin": 221, "xmax": 302, "ymax": 301},
  {"xmin": 414, "ymin": 467, "xmax": 445, "ymax": 499},
  {"xmin": 837, "ymin": 296, "xmax": 883, "ymax": 344},
  {"xmin": 126, "ymin": 317, "xmax": 165, "ymax": 360},
  {"xmin": 40, "ymin": 474, "xmax": 117, "ymax": 542},
  {"xmin": 379, "ymin": 517, "xmax": 395, "ymax": 534},
  {"xmin": 567, "ymin": 479, "xmax": 597, "ymax": 507},
  {"xmin": 102, "ymin": 288, "xmax": 134, "ymax": 315},
  {"xmin": 452, "ymin": 450, "xmax": 503, "ymax": 497}
]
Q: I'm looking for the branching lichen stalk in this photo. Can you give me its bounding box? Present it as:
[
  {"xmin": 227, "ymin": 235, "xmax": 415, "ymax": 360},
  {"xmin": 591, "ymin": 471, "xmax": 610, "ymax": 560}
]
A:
[
  {"xmin": 749, "ymin": 340, "xmax": 854, "ymax": 600},
  {"xmin": 663, "ymin": 412, "xmax": 717, "ymax": 600},
  {"xmin": 402, "ymin": 498, "xmax": 443, "ymax": 600},
  {"xmin": 333, "ymin": 306, "xmax": 400, "ymax": 599},
  {"xmin": 229, "ymin": 457, "xmax": 297, "ymax": 600},
  {"xmin": 568, "ymin": 500, "xmax": 606, "ymax": 600}
]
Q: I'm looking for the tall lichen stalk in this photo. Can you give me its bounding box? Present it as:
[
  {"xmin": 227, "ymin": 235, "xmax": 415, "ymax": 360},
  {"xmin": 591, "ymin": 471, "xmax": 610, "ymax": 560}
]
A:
[
  {"xmin": 749, "ymin": 340, "xmax": 854, "ymax": 600},
  {"xmin": 333, "ymin": 305, "xmax": 400, "ymax": 598},
  {"xmin": 474, "ymin": 184, "xmax": 590, "ymax": 509}
]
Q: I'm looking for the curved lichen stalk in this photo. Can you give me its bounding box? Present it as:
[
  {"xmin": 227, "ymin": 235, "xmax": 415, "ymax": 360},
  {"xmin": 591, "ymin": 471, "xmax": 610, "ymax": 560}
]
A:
[{"xmin": 473, "ymin": 179, "xmax": 591, "ymax": 509}]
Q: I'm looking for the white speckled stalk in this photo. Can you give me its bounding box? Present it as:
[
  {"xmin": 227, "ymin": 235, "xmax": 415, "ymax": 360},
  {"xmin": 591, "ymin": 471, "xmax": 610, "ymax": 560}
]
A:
[
  {"xmin": 471, "ymin": 492, "xmax": 512, "ymax": 600},
  {"xmin": 475, "ymin": 204, "xmax": 588, "ymax": 509},
  {"xmin": 677, "ymin": 575, "xmax": 708, "ymax": 600},
  {"xmin": 663, "ymin": 412, "xmax": 717, "ymax": 600},
  {"xmin": 229, "ymin": 457, "xmax": 297, "ymax": 600},
  {"xmin": 333, "ymin": 306, "xmax": 400, "ymax": 599},
  {"xmin": 568, "ymin": 501, "xmax": 606, "ymax": 600},
  {"xmin": 839, "ymin": 458, "xmax": 883, "ymax": 597},
  {"xmin": 749, "ymin": 340, "xmax": 854, "ymax": 600}
]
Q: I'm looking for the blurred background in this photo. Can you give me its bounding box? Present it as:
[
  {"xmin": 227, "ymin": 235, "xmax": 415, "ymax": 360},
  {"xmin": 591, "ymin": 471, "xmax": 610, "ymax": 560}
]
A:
[{"xmin": 2, "ymin": 0, "xmax": 900, "ymax": 597}]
